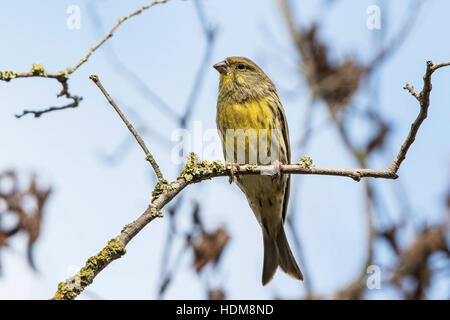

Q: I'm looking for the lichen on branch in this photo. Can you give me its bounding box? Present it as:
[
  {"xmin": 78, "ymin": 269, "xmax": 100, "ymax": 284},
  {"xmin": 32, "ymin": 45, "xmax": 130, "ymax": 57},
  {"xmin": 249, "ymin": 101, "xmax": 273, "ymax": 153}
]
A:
[
  {"xmin": 179, "ymin": 153, "xmax": 227, "ymax": 182},
  {"xmin": 52, "ymin": 236, "xmax": 125, "ymax": 300}
]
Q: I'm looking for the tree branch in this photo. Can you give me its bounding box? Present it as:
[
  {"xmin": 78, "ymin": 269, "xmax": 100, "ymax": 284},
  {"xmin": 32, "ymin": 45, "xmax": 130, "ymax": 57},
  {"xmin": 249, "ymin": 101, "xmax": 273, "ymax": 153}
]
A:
[
  {"xmin": 390, "ymin": 61, "xmax": 450, "ymax": 173},
  {"xmin": 14, "ymin": 78, "xmax": 82, "ymax": 118},
  {"xmin": 86, "ymin": 1, "xmax": 180, "ymax": 122},
  {"xmin": 52, "ymin": 61, "xmax": 448, "ymax": 299},
  {"xmin": 89, "ymin": 75, "xmax": 163, "ymax": 181},
  {"xmin": 1, "ymin": 0, "xmax": 168, "ymax": 117}
]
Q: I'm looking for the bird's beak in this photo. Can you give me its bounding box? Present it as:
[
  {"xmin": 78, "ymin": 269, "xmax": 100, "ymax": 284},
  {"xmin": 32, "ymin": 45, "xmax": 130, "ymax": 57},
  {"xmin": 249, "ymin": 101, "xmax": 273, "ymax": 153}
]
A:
[{"xmin": 213, "ymin": 61, "xmax": 228, "ymax": 75}]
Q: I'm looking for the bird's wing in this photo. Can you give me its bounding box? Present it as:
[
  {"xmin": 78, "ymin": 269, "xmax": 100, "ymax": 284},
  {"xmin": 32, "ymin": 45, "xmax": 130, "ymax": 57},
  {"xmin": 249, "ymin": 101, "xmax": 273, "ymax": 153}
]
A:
[{"xmin": 270, "ymin": 92, "xmax": 291, "ymax": 223}]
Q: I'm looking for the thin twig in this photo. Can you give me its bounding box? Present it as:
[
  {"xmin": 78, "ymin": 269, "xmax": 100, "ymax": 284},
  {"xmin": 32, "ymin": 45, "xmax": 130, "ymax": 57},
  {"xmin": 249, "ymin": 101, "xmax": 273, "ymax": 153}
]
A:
[
  {"xmin": 2, "ymin": 0, "xmax": 169, "ymax": 117},
  {"xmin": 390, "ymin": 61, "xmax": 450, "ymax": 173},
  {"xmin": 14, "ymin": 97, "xmax": 82, "ymax": 119},
  {"xmin": 86, "ymin": 1, "xmax": 180, "ymax": 122},
  {"xmin": 89, "ymin": 75, "xmax": 163, "ymax": 180},
  {"xmin": 71, "ymin": 0, "xmax": 168, "ymax": 74},
  {"xmin": 2, "ymin": 0, "xmax": 168, "ymax": 81},
  {"xmin": 15, "ymin": 79, "xmax": 82, "ymax": 118}
]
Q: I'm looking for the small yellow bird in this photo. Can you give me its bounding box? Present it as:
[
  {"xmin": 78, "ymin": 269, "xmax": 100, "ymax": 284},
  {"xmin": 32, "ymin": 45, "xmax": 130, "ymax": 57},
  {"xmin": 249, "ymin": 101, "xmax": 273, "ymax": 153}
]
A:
[{"xmin": 214, "ymin": 56, "xmax": 303, "ymax": 285}]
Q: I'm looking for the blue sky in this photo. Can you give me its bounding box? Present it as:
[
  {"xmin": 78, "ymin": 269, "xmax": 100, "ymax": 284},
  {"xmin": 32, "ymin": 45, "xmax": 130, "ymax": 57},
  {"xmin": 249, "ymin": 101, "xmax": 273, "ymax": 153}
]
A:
[{"xmin": 0, "ymin": 0, "xmax": 449, "ymax": 299}]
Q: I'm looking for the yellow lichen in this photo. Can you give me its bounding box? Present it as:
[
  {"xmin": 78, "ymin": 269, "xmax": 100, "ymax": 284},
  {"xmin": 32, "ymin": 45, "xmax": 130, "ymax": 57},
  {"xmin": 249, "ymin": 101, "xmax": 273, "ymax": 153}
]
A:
[
  {"xmin": 151, "ymin": 207, "xmax": 163, "ymax": 218},
  {"xmin": 31, "ymin": 63, "xmax": 46, "ymax": 76},
  {"xmin": 152, "ymin": 179, "xmax": 169, "ymax": 201},
  {"xmin": 0, "ymin": 70, "xmax": 17, "ymax": 81},
  {"xmin": 121, "ymin": 223, "xmax": 133, "ymax": 233},
  {"xmin": 59, "ymin": 68, "xmax": 73, "ymax": 80},
  {"xmin": 296, "ymin": 156, "xmax": 313, "ymax": 168},
  {"xmin": 51, "ymin": 236, "xmax": 125, "ymax": 300},
  {"xmin": 179, "ymin": 153, "xmax": 226, "ymax": 182}
]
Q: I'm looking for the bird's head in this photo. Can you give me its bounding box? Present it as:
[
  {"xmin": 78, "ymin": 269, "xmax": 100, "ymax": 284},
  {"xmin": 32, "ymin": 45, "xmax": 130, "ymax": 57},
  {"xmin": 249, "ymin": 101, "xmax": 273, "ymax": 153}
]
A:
[{"xmin": 213, "ymin": 57, "xmax": 275, "ymax": 102}]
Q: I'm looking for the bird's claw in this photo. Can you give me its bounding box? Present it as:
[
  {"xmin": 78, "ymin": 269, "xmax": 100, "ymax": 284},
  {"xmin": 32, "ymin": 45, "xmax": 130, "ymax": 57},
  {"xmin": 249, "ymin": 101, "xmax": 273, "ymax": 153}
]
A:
[
  {"xmin": 272, "ymin": 160, "xmax": 283, "ymax": 181},
  {"xmin": 226, "ymin": 163, "xmax": 240, "ymax": 184}
]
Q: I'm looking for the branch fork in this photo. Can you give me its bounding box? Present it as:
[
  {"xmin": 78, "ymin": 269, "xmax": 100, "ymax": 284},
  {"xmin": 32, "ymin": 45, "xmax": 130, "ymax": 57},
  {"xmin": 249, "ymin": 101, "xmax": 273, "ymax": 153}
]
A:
[{"xmin": 52, "ymin": 60, "xmax": 449, "ymax": 299}]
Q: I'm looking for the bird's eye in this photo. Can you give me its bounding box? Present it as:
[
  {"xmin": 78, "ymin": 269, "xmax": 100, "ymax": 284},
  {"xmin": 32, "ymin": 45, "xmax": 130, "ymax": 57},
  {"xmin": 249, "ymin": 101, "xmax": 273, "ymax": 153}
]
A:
[{"xmin": 237, "ymin": 64, "xmax": 245, "ymax": 70}]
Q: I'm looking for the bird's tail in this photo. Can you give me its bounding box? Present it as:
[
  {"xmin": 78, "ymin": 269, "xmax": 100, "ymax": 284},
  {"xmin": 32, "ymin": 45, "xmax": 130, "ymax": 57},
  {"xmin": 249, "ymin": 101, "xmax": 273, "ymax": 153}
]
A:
[{"xmin": 262, "ymin": 224, "xmax": 304, "ymax": 285}]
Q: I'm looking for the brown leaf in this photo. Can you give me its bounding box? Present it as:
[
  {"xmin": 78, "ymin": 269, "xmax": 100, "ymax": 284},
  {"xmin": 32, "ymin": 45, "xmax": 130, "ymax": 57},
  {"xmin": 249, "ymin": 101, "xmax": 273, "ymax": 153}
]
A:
[
  {"xmin": 297, "ymin": 24, "xmax": 365, "ymax": 113},
  {"xmin": 0, "ymin": 170, "xmax": 51, "ymax": 270},
  {"xmin": 392, "ymin": 226, "xmax": 448, "ymax": 298},
  {"xmin": 193, "ymin": 228, "xmax": 229, "ymax": 273}
]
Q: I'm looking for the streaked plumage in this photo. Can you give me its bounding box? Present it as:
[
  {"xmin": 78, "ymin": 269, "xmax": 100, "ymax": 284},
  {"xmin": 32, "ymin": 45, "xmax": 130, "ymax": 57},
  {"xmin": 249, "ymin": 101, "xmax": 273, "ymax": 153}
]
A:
[{"xmin": 214, "ymin": 57, "xmax": 303, "ymax": 285}]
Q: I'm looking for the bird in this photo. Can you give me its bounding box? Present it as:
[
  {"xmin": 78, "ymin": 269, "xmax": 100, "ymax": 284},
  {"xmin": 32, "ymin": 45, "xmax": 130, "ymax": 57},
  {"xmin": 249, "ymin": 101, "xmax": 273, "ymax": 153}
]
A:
[{"xmin": 213, "ymin": 56, "xmax": 303, "ymax": 285}]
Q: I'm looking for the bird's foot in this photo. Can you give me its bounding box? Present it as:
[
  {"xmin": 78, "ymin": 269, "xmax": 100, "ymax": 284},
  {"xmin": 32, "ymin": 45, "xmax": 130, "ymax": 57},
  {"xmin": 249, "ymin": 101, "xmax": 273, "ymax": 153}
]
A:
[
  {"xmin": 226, "ymin": 163, "xmax": 241, "ymax": 184},
  {"xmin": 271, "ymin": 160, "xmax": 283, "ymax": 181}
]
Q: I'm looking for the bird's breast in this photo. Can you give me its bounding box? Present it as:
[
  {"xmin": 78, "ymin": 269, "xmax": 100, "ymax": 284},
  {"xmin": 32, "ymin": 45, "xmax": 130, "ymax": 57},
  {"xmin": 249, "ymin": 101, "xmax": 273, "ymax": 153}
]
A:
[{"xmin": 216, "ymin": 97, "xmax": 286, "ymax": 165}]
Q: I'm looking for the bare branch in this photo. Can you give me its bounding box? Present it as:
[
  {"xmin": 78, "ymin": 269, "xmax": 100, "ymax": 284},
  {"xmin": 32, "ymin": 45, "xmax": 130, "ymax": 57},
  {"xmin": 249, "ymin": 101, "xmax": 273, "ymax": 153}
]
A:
[
  {"xmin": 15, "ymin": 79, "xmax": 82, "ymax": 118},
  {"xmin": 71, "ymin": 0, "xmax": 168, "ymax": 74},
  {"xmin": 1, "ymin": 0, "xmax": 168, "ymax": 117},
  {"xmin": 1, "ymin": 0, "xmax": 168, "ymax": 82},
  {"xmin": 404, "ymin": 83, "xmax": 420, "ymax": 100},
  {"xmin": 89, "ymin": 75, "xmax": 163, "ymax": 181},
  {"xmin": 86, "ymin": 1, "xmax": 180, "ymax": 122},
  {"xmin": 390, "ymin": 60, "xmax": 450, "ymax": 173}
]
